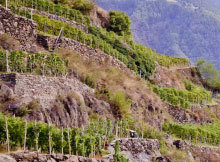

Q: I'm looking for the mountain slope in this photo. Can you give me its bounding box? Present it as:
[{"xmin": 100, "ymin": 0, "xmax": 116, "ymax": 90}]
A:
[{"xmin": 96, "ymin": 0, "xmax": 220, "ymax": 69}]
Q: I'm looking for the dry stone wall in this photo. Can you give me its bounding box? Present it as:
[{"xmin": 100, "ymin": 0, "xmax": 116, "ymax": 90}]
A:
[
  {"xmin": 0, "ymin": 5, "xmax": 37, "ymax": 50},
  {"xmin": 38, "ymin": 35, "xmax": 129, "ymax": 72},
  {"xmin": 107, "ymin": 138, "xmax": 167, "ymax": 162},
  {"xmin": 0, "ymin": 73, "xmax": 114, "ymax": 127},
  {"xmin": 0, "ymin": 73, "xmax": 93, "ymax": 109}
]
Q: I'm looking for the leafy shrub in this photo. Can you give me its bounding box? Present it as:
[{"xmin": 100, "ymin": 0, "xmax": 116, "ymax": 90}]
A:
[
  {"xmin": 113, "ymin": 140, "xmax": 129, "ymax": 162},
  {"xmin": 84, "ymin": 75, "xmax": 96, "ymax": 89},
  {"xmin": 108, "ymin": 10, "xmax": 132, "ymax": 36},
  {"xmin": 197, "ymin": 59, "xmax": 220, "ymax": 90},
  {"xmin": 110, "ymin": 91, "xmax": 131, "ymax": 118},
  {"xmin": 71, "ymin": 0, "xmax": 95, "ymax": 14}
]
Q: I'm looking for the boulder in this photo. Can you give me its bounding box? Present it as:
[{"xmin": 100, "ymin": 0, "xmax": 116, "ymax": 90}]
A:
[
  {"xmin": 173, "ymin": 140, "xmax": 189, "ymax": 150},
  {"xmin": 0, "ymin": 154, "xmax": 16, "ymax": 162},
  {"xmin": 1, "ymin": 84, "xmax": 14, "ymax": 100}
]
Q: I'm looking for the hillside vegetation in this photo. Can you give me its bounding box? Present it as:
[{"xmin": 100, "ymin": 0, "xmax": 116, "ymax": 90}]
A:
[
  {"xmin": 96, "ymin": 0, "xmax": 220, "ymax": 70},
  {"xmin": 0, "ymin": 0, "xmax": 219, "ymax": 161}
]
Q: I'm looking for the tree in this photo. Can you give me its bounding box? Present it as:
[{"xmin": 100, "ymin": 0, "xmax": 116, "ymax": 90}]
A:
[
  {"xmin": 197, "ymin": 59, "xmax": 220, "ymax": 89},
  {"xmin": 108, "ymin": 10, "xmax": 132, "ymax": 36}
]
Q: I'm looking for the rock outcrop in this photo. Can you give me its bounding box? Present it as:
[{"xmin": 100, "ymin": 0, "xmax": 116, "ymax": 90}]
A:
[
  {"xmin": 108, "ymin": 138, "xmax": 168, "ymax": 162},
  {"xmin": 0, "ymin": 73, "xmax": 114, "ymax": 127}
]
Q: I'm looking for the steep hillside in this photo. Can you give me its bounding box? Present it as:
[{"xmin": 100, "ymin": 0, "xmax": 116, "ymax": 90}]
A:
[
  {"xmin": 96, "ymin": 0, "xmax": 220, "ymax": 70},
  {"xmin": 0, "ymin": 0, "xmax": 219, "ymax": 161}
]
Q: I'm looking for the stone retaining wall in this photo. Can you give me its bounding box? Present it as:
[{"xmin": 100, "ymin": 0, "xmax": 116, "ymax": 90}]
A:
[
  {"xmin": 0, "ymin": 5, "xmax": 37, "ymax": 50},
  {"xmin": 38, "ymin": 35, "xmax": 129, "ymax": 73},
  {"xmin": 0, "ymin": 73, "xmax": 93, "ymax": 109}
]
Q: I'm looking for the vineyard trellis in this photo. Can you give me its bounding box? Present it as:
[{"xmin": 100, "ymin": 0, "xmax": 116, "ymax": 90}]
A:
[
  {"xmin": 0, "ymin": 50, "xmax": 69, "ymax": 77},
  {"xmin": 0, "ymin": 0, "xmax": 189, "ymax": 80},
  {"xmin": 163, "ymin": 122, "xmax": 220, "ymax": 146},
  {"xmin": 152, "ymin": 83, "xmax": 212, "ymax": 109},
  {"xmin": 0, "ymin": 113, "xmax": 142, "ymax": 157}
]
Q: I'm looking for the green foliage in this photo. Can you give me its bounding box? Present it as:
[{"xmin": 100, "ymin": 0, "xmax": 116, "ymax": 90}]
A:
[
  {"xmin": 152, "ymin": 83, "xmax": 211, "ymax": 109},
  {"xmin": 97, "ymin": 0, "xmax": 220, "ymax": 71},
  {"xmin": 197, "ymin": 59, "xmax": 220, "ymax": 89},
  {"xmin": 0, "ymin": 113, "xmax": 123, "ymax": 155},
  {"xmin": 108, "ymin": 10, "xmax": 132, "ymax": 36},
  {"xmin": 110, "ymin": 91, "xmax": 132, "ymax": 118},
  {"xmin": 84, "ymin": 75, "xmax": 96, "ymax": 89},
  {"xmin": 0, "ymin": 50, "xmax": 68, "ymax": 76},
  {"xmin": 97, "ymin": 88, "xmax": 131, "ymax": 119},
  {"xmin": 163, "ymin": 122, "xmax": 220, "ymax": 146},
  {"xmin": 113, "ymin": 140, "xmax": 129, "ymax": 162},
  {"xmin": 4, "ymin": 0, "xmax": 90, "ymax": 26},
  {"xmin": 71, "ymin": 0, "xmax": 95, "ymax": 14},
  {"xmin": 88, "ymin": 26, "xmax": 156, "ymax": 78},
  {"xmin": 1, "ymin": 0, "xmax": 188, "ymax": 79}
]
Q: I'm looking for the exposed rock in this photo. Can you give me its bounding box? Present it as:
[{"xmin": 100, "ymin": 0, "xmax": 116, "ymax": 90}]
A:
[
  {"xmin": 84, "ymin": 94, "xmax": 113, "ymax": 118},
  {"xmin": 10, "ymin": 152, "xmax": 103, "ymax": 162},
  {"xmin": 37, "ymin": 35, "xmax": 129, "ymax": 73},
  {"xmin": 149, "ymin": 65, "xmax": 201, "ymax": 89},
  {"xmin": 0, "ymin": 154, "xmax": 16, "ymax": 162},
  {"xmin": 108, "ymin": 138, "xmax": 168, "ymax": 162},
  {"xmin": 89, "ymin": 6, "xmax": 109, "ymax": 28},
  {"xmin": 0, "ymin": 84, "xmax": 14, "ymax": 100},
  {"xmin": 0, "ymin": 6, "xmax": 37, "ymax": 51},
  {"xmin": 168, "ymin": 104, "xmax": 214, "ymax": 124},
  {"xmin": 173, "ymin": 140, "xmax": 189, "ymax": 150}
]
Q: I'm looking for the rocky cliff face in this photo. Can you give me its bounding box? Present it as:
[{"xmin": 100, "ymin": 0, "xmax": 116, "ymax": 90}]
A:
[{"xmin": 0, "ymin": 73, "xmax": 113, "ymax": 128}]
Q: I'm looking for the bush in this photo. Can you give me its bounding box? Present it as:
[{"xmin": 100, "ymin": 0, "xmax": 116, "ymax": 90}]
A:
[
  {"xmin": 110, "ymin": 91, "xmax": 131, "ymax": 118},
  {"xmin": 85, "ymin": 75, "xmax": 96, "ymax": 89},
  {"xmin": 108, "ymin": 10, "xmax": 132, "ymax": 36},
  {"xmin": 71, "ymin": 0, "xmax": 95, "ymax": 14},
  {"xmin": 197, "ymin": 59, "xmax": 220, "ymax": 89}
]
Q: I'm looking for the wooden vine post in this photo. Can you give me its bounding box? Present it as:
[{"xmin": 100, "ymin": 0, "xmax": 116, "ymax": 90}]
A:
[
  {"xmin": 24, "ymin": 120, "xmax": 27, "ymax": 151},
  {"xmin": 6, "ymin": 50, "xmax": 10, "ymax": 73},
  {"xmin": 48, "ymin": 123, "xmax": 52, "ymax": 155},
  {"xmin": 67, "ymin": 128, "xmax": 71, "ymax": 156},
  {"xmin": 53, "ymin": 27, "xmax": 64, "ymax": 52},
  {"xmin": 5, "ymin": 116, "xmax": 10, "ymax": 153},
  {"xmin": 34, "ymin": 120, "xmax": 39, "ymax": 152},
  {"xmin": 61, "ymin": 127, "xmax": 64, "ymax": 155},
  {"xmin": 5, "ymin": 0, "xmax": 7, "ymax": 9}
]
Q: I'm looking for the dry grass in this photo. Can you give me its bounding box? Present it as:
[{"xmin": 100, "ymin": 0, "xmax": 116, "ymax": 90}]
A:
[
  {"xmin": 56, "ymin": 49, "xmax": 172, "ymax": 126},
  {"xmin": 0, "ymin": 34, "xmax": 20, "ymax": 51}
]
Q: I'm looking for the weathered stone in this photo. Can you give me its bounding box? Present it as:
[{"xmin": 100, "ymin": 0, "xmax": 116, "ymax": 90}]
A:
[
  {"xmin": 108, "ymin": 138, "xmax": 163, "ymax": 162},
  {"xmin": 0, "ymin": 154, "xmax": 16, "ymax": 162},
  {"xmin": 1, "ymin": 84, "xmax": 14, "ymax": 100},
  {"xmin": 0, "ymin": 6, "xmax": 37, "ymax": 51},
  {"xmin": 173, "ymin": 140, "xmax": 189, "ymax": 150},
  {"xmin": 37, "ymin": 35, "xmax": 129, "ymax": 73}
]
